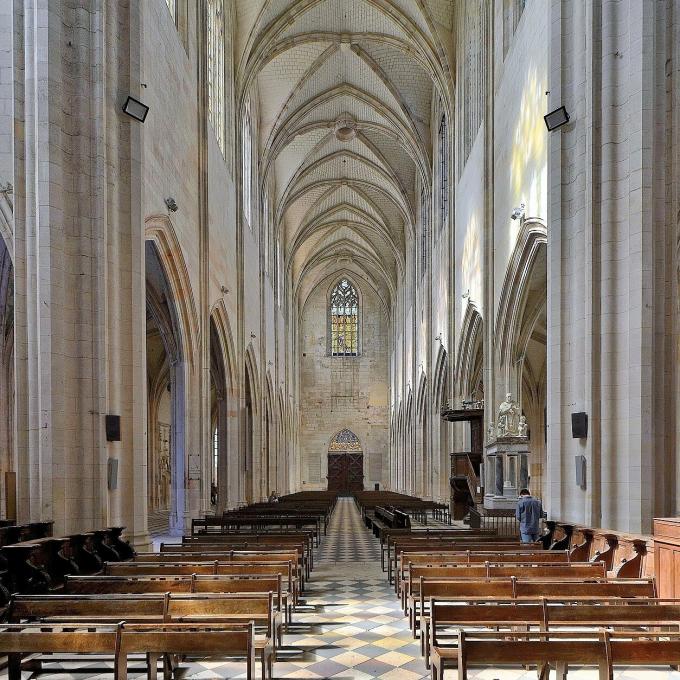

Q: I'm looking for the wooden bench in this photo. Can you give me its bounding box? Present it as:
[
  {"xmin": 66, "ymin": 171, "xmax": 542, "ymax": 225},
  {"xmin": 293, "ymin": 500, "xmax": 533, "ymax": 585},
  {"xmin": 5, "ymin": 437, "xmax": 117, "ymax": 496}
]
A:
[
  {"xmin": 135, "ymin": 549, "xmax": 307, "ymax": 585},
  {"xmin": 65, "ymin": 573, "xmax": 292, "ymax": 624},
  {"xmin": 170, "ymin": 536, "xmax": 313, "ymax": 573},
  {"xmin": 454, "ymin": 630, "xmax": 680, "ymax": 680},
  {"xmin": 105, "ymin": 561, "xmax": 299, "ymax": 606},
  {"xmin": 388, "ymin": 538, "xmax": 530, "ymax": 584},
  {"xmin": 377, "ymin": 528, "xmax": 498, "ymax": 570},
  {"xmin": 0, "ymin": 622, "xmax": 122, "ymax": 680},
  {"xmin": 418, "ymin": 578, "xmax": 657, "ymax": 667},
  {"xmin": 8, "ymin": 592, "xmax": 277, "ymax": 677},
  {"xmin": 117, "ymin": 622, "xmax": 260, "ymax": 680},
  {"xmin": 397, "ymin": 550, "xmax": 569, "ymax": 595},
  {"xmin": 405, "ymin": 561, "xmax": 607, "ymax": 624}
]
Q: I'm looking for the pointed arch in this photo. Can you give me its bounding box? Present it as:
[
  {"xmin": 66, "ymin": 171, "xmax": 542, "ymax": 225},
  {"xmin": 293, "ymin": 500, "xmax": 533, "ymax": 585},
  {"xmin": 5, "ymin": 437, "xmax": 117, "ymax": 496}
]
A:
[
  {"xmin": 209, "ymin": 300, "xmax": 237, "ymax": 393},
  {"xmin": 145, "ymin": 215, "xmax": 200, "ymax": 370},
  {"xmin": 495, "ymin": 218, "xmax": 547, "ymax": 371},
  {"xmin": 455, "ymin": 302, "xmax": 484, "ymax": 401}
]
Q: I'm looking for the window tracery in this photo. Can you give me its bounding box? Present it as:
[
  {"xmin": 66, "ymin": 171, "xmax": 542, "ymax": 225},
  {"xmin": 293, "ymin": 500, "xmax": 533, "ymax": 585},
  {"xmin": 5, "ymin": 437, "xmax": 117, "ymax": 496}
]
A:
[
  {"xmin": 328, "ymin": 429, "xmax": 362, "ymax": 452},
  {"xmin": 330, "ymin": 279, "xmax": 359, "ymax": 357}
]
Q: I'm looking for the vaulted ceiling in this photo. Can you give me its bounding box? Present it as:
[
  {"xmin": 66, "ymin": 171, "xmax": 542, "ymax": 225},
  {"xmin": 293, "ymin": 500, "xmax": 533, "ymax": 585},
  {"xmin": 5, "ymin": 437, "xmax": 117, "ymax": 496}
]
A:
[{"xmin": 236, "ymin": 0, "xmax": 454, "ymax": 316}]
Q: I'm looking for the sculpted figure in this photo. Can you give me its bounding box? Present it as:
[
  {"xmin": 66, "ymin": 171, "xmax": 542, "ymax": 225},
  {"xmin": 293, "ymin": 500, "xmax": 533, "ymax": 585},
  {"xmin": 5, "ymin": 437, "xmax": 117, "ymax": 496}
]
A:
[
  {"xmin": 497, "ymin": 393, "xmax": 519, "ymax": 436},
  {"xmin": 518, "ymin": 415, "xmax": 528, "ymax": 437}
]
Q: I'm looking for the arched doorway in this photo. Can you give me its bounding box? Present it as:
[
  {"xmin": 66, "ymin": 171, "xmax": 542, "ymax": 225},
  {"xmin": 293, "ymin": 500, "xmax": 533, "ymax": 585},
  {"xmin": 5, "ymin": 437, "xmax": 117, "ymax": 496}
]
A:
[
  {"xmin": 145, "ymin": 241, "xmax": 185, "ymax": 535},
  {"xmin": 496, "ymin": 220, "xmax": 547, "ymax": 498},
  {"xmin": 209, "ymin": 318, "xmax": 227, "ymax": 510},
  {"xmin": 0, "ymin": 234, "xmax": 14, "ymax": 520},
  {"xmin": 327, "ymin": 429, "xmax": 364, "ymax": 494}
]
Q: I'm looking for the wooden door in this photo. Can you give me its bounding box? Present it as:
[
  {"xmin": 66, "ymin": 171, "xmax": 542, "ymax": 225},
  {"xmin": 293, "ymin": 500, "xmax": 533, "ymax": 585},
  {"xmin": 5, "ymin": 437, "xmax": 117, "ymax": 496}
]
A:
[
  {"xmin": 346, "ymin": 453, "xmax": 364, "ymax": 492},
  {"xmin": 327, "ymin": 453, "xmax": 364, "ymax": 494}
]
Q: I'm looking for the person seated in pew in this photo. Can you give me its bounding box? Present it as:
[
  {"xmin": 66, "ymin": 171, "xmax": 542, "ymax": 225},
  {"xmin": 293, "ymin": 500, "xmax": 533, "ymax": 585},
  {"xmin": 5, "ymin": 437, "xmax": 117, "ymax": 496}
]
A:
[{"xmin": 516, "ymin": 488, "xmax": 543, "ymax": 543}]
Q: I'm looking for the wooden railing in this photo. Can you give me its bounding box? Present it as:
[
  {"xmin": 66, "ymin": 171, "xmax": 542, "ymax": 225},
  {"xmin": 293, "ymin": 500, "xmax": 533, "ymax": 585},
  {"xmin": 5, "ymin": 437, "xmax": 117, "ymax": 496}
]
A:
[{"xmin": 468, "ymin": 507, "xmax": 520, "ymax": 537}]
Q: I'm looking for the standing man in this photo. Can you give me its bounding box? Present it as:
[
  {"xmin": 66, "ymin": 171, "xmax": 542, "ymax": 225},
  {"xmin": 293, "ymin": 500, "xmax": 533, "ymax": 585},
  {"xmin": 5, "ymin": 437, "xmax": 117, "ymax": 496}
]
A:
[{"xmin": 516, "ymin": 488, "xmax": 543, "ymax": 543}]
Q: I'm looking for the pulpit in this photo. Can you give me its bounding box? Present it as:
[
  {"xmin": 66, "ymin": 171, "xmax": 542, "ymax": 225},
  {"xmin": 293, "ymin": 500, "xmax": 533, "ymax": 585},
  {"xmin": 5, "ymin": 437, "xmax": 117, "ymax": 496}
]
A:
[{"xmin": 441, "ymin": 404, "xmax": 484, "ymax": 519}]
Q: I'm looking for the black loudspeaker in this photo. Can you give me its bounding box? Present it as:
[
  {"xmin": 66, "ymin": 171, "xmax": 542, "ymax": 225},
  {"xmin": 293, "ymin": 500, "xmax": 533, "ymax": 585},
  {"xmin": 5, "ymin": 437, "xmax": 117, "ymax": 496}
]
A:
[
  {"xmin": 107, "ymin": 458, "xmax": 118, "ymax": 490},
  {"xmin": 571, "ymin": 412, "xmax": 588, "ymax": 438},
  {"xmin": 105, "ymin": 415, "xmax": 121, "ymax": 442},
  {"xmin": 374, "ymin": 483, "xmax": 380, "ymax": 491}
]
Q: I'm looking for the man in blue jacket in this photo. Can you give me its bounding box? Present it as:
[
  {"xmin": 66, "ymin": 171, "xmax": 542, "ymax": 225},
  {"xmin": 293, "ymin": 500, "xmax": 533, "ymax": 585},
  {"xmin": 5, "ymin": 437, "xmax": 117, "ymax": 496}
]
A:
[{"xmin": 516, "ymin": 488, "xmax": 543, "ymax": 543}]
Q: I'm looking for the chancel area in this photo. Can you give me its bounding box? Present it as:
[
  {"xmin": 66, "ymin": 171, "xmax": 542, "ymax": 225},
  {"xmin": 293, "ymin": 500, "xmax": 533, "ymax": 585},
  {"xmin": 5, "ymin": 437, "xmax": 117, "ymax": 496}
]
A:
[{"xmin": 1, "ymin": 0, "xmax": 680, "ymax": 678}]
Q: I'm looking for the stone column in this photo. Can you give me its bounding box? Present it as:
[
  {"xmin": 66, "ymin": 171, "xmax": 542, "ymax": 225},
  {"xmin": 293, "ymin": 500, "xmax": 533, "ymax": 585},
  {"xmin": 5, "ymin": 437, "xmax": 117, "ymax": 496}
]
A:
[
  {"xmin": 547, "ymin": 0, "xmax": 680, "ymax": 533},
  {"xmin": 11, "ymin": 0, "xmax": 153, "ymax": 545}
]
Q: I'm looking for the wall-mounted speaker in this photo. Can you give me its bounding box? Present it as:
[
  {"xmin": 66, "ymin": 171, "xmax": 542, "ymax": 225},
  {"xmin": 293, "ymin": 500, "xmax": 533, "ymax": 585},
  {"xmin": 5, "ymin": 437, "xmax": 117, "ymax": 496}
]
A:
[
  {"xmin": 571, "ymin": 412, "xmax": 588, "ymax": 438},
  {"xmin": 575, "ymin": 455, "xmax": 586, "ymax": 489},
  {"xmin": 107, "ymin": 458, "xmax": 118, "ymax": 491},
  {"xmin": 105, "ymin": 415, "xmax": 121, "ymax": 442}
]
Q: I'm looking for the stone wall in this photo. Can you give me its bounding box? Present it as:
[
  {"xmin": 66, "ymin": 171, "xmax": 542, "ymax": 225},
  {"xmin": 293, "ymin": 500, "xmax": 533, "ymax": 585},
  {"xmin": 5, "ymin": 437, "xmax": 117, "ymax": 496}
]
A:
[{"xmin": 299, "ymin": 278, "xmax": 389, "ymax": 490}]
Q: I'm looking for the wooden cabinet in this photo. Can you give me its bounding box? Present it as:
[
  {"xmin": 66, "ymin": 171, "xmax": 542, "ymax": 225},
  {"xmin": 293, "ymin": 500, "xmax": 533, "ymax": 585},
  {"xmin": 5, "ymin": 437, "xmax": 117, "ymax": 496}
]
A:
[{"xmin": 653, "ymin": 518, "xmax": 680, "ymax": 598}]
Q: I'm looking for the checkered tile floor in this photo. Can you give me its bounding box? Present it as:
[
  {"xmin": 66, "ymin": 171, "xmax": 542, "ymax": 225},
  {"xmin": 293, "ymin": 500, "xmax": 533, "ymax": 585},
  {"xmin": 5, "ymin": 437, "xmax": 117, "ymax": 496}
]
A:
[
  {"xmin": 317, "ymin": 496, "xmax": 381, "ymax": 563},
  {"xmin": 21, "ymin": 498, "xmax": 680, "ymax": 678}
]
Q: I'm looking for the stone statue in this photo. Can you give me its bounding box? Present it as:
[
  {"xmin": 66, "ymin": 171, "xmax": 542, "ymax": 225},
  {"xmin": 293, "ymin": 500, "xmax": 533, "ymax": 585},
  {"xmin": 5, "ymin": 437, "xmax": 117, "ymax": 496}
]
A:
[
  {"xmin": 487, "ymin": 422, "xmax": 496, "ymax": 440},
  {"xmin": 497, "ymin": 392, "xmax": 520, "ymax": 436},
  {"xmin": 518, "ymin": 415, "xmax": 528, "ymax": 437}
]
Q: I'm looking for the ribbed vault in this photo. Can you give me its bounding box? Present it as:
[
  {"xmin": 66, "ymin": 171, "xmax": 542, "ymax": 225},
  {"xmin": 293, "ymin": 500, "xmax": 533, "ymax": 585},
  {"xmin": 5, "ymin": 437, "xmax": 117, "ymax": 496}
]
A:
[{"xmin": 236, "ymin": 0, "xmax": 453, "ymax": 313}]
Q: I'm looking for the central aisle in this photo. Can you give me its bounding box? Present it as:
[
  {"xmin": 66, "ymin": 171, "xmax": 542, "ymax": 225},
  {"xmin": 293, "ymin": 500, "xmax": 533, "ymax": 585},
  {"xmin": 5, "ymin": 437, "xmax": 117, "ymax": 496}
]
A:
[{"xmin": 275, "ymin": 497, "xmax": 427, "ymax": 679}]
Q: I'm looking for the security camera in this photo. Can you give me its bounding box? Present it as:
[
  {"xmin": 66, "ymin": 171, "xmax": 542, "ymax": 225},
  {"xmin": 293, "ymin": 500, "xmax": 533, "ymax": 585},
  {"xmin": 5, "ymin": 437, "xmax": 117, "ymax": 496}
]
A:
[
  {"xmin": 164, "ymin": 197, "xmax": 178, "ymax": 212},
  {"xmin": 511, "ymin": 203, "xmax": 525, "ymax": 220}
]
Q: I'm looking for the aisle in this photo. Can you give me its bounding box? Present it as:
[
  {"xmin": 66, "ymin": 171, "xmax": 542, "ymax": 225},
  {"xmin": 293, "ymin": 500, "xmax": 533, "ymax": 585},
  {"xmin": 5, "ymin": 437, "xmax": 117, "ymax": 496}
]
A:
[{"xmin": 276, "ymin": 497, "xmax": 427, "ymax": 679}]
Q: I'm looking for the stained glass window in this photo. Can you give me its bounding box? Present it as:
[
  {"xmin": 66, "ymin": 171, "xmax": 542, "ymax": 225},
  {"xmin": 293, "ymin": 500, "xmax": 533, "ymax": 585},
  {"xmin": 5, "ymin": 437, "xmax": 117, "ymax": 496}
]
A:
[
  {"xmin": 329, "ymin": 429, "xmax": 362, "ymax": 452},
  {"xmin": 330, "ymin": 279, "xmax": 359, "ymax": 356}
]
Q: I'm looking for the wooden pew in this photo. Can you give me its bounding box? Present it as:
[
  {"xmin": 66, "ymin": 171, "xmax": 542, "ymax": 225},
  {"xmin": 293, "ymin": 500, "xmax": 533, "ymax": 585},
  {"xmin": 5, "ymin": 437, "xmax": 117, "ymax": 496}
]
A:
[
  {"xmin": 135, "ymin": 549, "xmax": 307, "ymax": 584},
  {"xmin": 454, "ymin": 630, "xmax": 680, "ymax": 680},
  {"xmin": 397, "ymin": 550, "xmax": 569, "ymax": 595},
  {"xmin": 405, "ymin": 561, "xmax": 607, "ymax": 624},
  {"xmin": 431, "ymin": 599, "xmax": 680, "ymax": 677},
  {"xmin": 65, "ymin": 573, "xmax": 292, "ymax": 624},
  {"xmin": 120, "ymin": 553, "xmax": 304, "ymax": 592},
  {"xmin": 0, "ymin": 622, "xmax": 122, "ymax": 680},
  {"xmin": 418, "ymin": 578, "xmax": 657, "ymax": 667},
  {"xmin": 388, "ymin": 537, "xmax": 531, "ymax": 584},
  {"xmin": 105, "ymin": 561, "xmax": 299, "ymax": 606},
  {"xmin": 172, "ymin": 534, "xmax": 314, "ymax": 572},
  {"xmin": 117, "ymin": 623, "xmax": 259, "ymax": 680},
  {"xmin": 376, "ymin": 528, "xmax": 498, "ymax": 570},
  {"xmin": 8, "ymin": 592, "xmax": 277, "ymax": 675}
]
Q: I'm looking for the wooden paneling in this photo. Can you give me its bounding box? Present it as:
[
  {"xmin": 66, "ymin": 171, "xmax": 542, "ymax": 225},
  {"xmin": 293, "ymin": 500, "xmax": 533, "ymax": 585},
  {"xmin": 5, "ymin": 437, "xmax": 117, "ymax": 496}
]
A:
[{"xmin": 654, "ymin": 518, "xmax": 680, "ymax": 598}]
